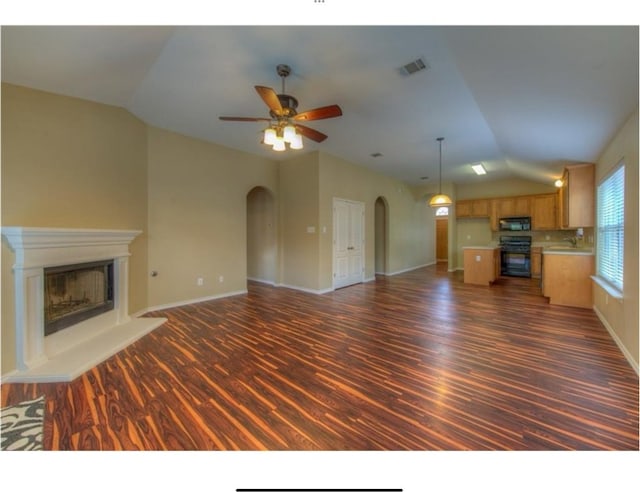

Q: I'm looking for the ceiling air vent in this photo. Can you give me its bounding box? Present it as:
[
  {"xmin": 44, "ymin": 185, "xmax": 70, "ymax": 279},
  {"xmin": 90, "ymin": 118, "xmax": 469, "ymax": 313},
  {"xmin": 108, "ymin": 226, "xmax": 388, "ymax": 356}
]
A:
[
  {"xmin": 399, "ymin": 57, "xmax": 429, "ymax": 76},
  {"xmin": 370, "ymin": 152, "xmax": 383, "ymax": 158}
]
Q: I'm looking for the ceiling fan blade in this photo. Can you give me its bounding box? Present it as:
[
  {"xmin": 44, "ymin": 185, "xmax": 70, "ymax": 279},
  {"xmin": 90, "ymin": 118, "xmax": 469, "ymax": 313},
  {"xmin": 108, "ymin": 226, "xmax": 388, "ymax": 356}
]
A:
[
  {"xmin": 294, "ymin": 105, "xmax": 343, "ymax": 121},
  {"xmin": 255, "ymin": 86, "xmax": 283, "ymax": 115},
  {"xmin": 295, "ymin": 124, "xmax": 328, "ymax": 143},
  {"xmin": 219, "ymin": 116, "xmax": 272, "ymax": 122}
]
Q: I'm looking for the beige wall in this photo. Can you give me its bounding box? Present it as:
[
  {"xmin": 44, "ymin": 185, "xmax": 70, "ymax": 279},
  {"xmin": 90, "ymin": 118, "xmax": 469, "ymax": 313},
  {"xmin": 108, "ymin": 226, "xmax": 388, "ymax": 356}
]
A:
[
  {"xmin": 593, "ymin": 107, "xmax": 639, "ymax": 370},
  {"xmin": 319, "ymin": 152, "xmax": 434, "ymax": 290},
  {"xmin": 1, "ymin": 83, "xmax": 149, "ymax": 374},
  {"xmin": 278, "ymin": 152, "xmax": 321, "ymax": 291},
  {"xmin": 247, "ymin": 186, "xmax": 277, "ymax": 284},
  {"xmin": 146, "ymin": 126, "xmax": 278, "ymax": 307},
  {"xmin": 456, "ymin": 177, "xmax": 557, "ymax": 200}
]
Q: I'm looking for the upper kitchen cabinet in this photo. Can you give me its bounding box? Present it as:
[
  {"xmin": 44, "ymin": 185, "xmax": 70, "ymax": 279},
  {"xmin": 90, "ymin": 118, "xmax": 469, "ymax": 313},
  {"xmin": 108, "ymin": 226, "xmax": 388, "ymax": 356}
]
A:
[
  {"xmin": 455, "ymin": 198, "xmax": 490, "ymax": 218},
  {"xmin": 558, "ymin": 164, "xmax": 595, "ymax": 229},
  {"xmin": 496, "ymin": 196, "xmax": 530, "ymax": 218},
  {"xmin": 531, "ymin": 193, "xmax": 558, "ymax": 230}
]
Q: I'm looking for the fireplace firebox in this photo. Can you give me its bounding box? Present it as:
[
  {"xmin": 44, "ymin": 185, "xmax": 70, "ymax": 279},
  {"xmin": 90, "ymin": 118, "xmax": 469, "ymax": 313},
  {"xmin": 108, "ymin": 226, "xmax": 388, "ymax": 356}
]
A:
[{"xmin": 44, "ymin": 260, "xmax": 114, "ymax": 336}]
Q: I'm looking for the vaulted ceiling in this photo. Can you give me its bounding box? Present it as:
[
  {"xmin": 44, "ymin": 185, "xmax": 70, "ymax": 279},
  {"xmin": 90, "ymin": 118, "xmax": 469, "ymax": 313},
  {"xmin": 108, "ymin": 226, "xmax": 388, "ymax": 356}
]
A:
[{"xmin": 2, "ymin": 25, "xmax": 638, "ymax": 186}]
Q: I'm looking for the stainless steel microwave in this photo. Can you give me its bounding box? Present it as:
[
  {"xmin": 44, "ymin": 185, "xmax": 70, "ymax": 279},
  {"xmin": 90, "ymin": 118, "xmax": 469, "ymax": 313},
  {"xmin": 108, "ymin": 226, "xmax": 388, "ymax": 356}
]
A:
[{"xmin": 499, "ymin": 216, "xmax": 531, "ymax": 232}]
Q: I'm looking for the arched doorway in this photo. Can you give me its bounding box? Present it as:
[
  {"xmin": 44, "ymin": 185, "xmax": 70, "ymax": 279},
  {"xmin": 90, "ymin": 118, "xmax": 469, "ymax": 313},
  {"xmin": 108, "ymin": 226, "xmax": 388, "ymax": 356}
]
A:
[
  {"xmin": 375, "ymin": 196, "xmax": 389, "ymax": 275},
  {"xmin": 246, "ymin": 186, "xmax": 277, "ymax": 285}
]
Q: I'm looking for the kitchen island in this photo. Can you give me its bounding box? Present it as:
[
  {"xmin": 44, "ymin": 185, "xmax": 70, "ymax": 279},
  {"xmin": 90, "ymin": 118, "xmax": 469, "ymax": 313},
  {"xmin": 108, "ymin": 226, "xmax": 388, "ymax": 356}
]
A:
[{"xmin": 462, "ymin": 246, "xmax": 501, "ymax": 286}]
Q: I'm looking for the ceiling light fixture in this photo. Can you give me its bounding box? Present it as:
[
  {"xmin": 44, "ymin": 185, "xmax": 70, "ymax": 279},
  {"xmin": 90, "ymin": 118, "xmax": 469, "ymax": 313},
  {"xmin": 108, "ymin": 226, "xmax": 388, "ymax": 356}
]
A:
[
  {"xmin": 262, "ymin": 122, "xmax": 304, "ymax": 151},
  {"xmin": 429, "ymin": 137, "xmax": 453, "ymax": 208},
  {"xmin": 554, "ymin": 179, "xmax": 563, "ymax": 188},
  {"xmin": 471, "ymin": 163, "xmax": 487, "ymax": 175}
]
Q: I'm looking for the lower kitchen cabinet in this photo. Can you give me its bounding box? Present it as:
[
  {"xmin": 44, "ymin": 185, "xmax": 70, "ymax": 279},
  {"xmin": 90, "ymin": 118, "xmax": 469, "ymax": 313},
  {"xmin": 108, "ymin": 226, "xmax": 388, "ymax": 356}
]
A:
[{"xmin": 542, "ymin": 252, "xmax": 594, "ymax": 308}]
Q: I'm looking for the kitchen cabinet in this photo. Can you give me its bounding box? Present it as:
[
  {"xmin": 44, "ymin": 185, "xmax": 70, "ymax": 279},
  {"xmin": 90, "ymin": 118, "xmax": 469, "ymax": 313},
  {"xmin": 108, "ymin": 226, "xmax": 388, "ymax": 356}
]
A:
[
  {"xmin": 542, "ymin": 251, "xmax": 594, "ymax": 308},
  {"xmin": 496, "ymin": 196, "xmax": 530, "ymax": 218},
  {"xmin": 456, "ymin": 198, "xmax": 490, "ymax": 218},
  {"xmin": 456, "ymin": 200, "xmax": 472, "ymax": 217},
  {"xmin": 531, "ymin": 247, "xmax": 542, "ymax": 278},
  {"xmin": 489, "ymin": 199, "xmax": 499, "ymax": 231},
  {"xmin": 463, "ymin": 247, "xmax": 501, "ymax": 285},
  {"xmin": 559, "ymin": 164, "xmax": 595, "ymax": 229},
  {"xmin": 531, "ymin": 193, "xmax": 557, "ymax": 230}
]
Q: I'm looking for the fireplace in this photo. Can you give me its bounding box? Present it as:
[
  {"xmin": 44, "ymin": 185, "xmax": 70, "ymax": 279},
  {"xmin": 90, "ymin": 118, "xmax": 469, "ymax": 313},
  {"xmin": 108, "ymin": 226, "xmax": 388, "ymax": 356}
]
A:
[
  {"xmin": 44, "ymin": 260, "xmax": 115, "ymax": 336},
  {"xmin": 1, "ymin": 227, "xmax": 166, "ymax": 382}
]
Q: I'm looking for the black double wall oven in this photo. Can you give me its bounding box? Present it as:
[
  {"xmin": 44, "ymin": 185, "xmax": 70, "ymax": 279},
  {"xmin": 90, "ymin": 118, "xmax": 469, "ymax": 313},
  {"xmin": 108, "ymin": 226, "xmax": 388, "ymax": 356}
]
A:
[{"xmin": 499, "ymin": 217, "xmax": 532, "ymax": 278}]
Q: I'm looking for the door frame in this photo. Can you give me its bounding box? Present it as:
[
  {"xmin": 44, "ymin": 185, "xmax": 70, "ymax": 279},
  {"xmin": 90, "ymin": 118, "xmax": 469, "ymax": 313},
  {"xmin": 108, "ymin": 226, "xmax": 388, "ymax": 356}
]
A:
[{"xmin": 333, "ymin": 197, "xmax": 365, "ymax": 289}]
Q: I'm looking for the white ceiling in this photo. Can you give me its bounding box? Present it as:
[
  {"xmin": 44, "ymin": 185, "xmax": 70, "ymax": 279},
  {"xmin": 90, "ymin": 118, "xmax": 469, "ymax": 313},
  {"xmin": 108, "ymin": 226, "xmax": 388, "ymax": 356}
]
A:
[{"xmin": 1, "ymin": 25, "xmax": 638, "ymax": 186}]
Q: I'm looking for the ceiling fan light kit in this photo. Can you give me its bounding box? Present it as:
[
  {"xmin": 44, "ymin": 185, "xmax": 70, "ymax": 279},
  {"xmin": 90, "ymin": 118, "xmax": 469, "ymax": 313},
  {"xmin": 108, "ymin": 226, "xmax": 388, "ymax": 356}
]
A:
[
  {"xmin": 219, "ymin": 64, "xmax": 342, "ymax": 152},
  {"xmin": 429, "ymin": 137, "xmax": 453, "ymax": 208}
]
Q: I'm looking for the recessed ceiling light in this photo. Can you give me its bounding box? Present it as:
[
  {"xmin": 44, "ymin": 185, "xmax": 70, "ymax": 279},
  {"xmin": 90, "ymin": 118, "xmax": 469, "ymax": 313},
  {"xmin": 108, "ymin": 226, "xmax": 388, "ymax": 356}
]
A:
[{"xmin": 471, "ymin": 163, "xmax": 487, "ymax": 175}]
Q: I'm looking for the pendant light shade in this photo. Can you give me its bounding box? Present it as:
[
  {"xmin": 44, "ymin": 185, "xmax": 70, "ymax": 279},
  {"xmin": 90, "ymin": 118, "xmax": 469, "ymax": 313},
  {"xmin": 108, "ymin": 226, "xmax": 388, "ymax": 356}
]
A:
[
  {"xmin": 429, "ymin": 193, "xmax": 453, "ymax": 207},
  {"xmin": 429, "ymin": 137, "xmax": 453, "ymax": 208}
]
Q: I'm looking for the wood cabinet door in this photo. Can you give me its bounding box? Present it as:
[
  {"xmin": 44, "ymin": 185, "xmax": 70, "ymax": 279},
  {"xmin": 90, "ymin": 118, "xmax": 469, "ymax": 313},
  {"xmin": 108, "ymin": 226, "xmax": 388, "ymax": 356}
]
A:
[
  {"xmin": 496, "ymin": 198, "xmax": 516, "ymax": 217},
  {"xmin": 514, "ymin": 196, "xmax": 531, "ymax": 216},
  {"xmin": 489, "ymin": 200, "xmax": 499, "ymax": 231},
  {"xmin": 472, "ymin": 199, "xmax": 489, "ymax": 216},
  {"xmin": 566, "ymin": 164, "xmax": 595, "ymax": 228},
  {"xmin": 455, "ymin": 200, "xmax": 472, "ymax": 217},
  {"xmin": 532, "ymin": 194, "xmax": 557, "ymax": 230}
]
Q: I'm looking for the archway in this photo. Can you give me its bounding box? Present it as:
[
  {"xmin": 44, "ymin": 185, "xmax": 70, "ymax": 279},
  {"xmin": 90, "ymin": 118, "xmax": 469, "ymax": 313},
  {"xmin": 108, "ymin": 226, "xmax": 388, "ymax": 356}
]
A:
[{"xmin": 246, "ymin": 186, "xmax": 277, "ymax": 285}]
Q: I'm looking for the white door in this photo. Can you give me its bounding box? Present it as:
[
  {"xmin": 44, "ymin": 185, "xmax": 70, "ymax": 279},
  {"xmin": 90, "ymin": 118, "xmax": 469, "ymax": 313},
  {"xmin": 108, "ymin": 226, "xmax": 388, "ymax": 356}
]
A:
[{"xmin": 333, "ymin": 198, "xmax": 364, "ymax": 289}]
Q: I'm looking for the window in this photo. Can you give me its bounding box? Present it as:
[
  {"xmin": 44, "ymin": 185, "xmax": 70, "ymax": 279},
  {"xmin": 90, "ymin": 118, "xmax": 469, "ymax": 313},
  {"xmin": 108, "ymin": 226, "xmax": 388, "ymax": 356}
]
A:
[
  {"xmin": 596, "ymin": 163, "xmax": 624, "ymax": 292},
  {"xmin": 435, "ymin": 206, "xmax": 449, "ymax": 217}
]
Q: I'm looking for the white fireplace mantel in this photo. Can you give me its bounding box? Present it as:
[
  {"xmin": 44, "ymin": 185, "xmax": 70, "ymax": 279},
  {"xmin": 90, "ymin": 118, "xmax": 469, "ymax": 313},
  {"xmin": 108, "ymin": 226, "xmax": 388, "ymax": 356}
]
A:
[{"xmin": 1, "ymin": 227, "xmax": 166, "ymax": 383}]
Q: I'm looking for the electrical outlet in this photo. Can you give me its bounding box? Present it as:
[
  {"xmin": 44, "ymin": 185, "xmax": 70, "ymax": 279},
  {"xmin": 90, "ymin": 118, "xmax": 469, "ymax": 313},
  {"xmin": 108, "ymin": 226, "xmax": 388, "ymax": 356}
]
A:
[
  {"xmin": 218, "ymin": 275, "xmax": 224, "ymax": 283},
  {"xmin": 475, "ymin": 255, "xmax": 481, "ymax": 262},
  {"xmin": 196, "ymin": 277, "xmax": 204, "ymax": 286}
]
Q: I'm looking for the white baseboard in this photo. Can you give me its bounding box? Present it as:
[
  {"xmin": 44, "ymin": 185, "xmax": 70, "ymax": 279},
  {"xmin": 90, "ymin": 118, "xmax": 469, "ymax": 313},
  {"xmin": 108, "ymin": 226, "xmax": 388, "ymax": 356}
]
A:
[
  {"xmin": 247, "ymin": 277, "xmax": 276, "ymax": 286},
  {"xmin": 140, "ymin": 290, "xmax": 248, "ymax": 315},
  {"xmin": 0, "ymin": 369, "xmax": 19, "ymax": 384},
  {"xmin": 593, "ymin": 305, "xmax": 639, "ymax": 376},
  {"xmin": 386, "ymin": 262, "xmax": 435, "ymax": 276},
  {"xmin": 275, "ymin": 283, "xmax": 334, "ymax": 295}
]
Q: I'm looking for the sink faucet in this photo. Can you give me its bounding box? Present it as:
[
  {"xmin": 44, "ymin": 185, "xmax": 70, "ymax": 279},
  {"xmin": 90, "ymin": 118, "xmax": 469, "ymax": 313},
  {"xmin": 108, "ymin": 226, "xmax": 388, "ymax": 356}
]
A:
[{"xmin": 564, "ymin": 236, "xmax": 578, "ymax": 247}]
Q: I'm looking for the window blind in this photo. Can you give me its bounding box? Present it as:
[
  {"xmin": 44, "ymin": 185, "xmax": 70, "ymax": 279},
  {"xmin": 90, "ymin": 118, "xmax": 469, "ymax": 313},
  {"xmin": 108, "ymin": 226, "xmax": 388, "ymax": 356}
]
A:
[{"xmin": 596, "ymin": 164, "xmax": 625, "ymax": 292}]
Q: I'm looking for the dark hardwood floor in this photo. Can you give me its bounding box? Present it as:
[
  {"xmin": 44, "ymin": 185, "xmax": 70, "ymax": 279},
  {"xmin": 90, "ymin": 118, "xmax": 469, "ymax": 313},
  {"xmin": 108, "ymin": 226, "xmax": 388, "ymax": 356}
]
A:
[{"xmin": 2, "ymin": 264, "xmax": 638, "ymax": 450}]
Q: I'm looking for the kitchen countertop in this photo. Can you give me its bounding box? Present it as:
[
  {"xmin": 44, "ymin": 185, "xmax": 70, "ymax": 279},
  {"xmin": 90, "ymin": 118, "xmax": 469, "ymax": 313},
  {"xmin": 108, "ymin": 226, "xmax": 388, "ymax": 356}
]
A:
[
  {"xmin": 462, "ymin": 245, "xmax": 500, "ymax": 250},
  {"xmin": 542, "ymin": 247, "xmax": 594, "ymax": 256}
]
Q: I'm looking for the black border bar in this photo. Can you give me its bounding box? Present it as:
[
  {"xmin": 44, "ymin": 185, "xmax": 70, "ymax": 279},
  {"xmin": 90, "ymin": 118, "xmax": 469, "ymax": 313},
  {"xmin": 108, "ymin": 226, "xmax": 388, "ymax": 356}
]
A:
[{"xmin": 236, "ymin": 489, "xmax": 403, "ymax": 491}]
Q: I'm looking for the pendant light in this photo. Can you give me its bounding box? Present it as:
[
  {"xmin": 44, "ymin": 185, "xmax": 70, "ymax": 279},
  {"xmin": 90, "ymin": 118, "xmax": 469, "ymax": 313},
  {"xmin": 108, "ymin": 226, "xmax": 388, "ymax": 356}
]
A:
[{"xmin": 429, "ymin": 137, "xmax": 453, "ymax": 208}]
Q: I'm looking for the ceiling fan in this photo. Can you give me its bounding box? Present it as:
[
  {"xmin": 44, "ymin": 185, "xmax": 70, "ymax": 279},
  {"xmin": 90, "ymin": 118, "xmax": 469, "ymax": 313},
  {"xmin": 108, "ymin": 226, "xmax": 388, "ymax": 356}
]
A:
[{"xmin": 219, "ymin": 64, "xmax": 342, "ymax": 150}]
